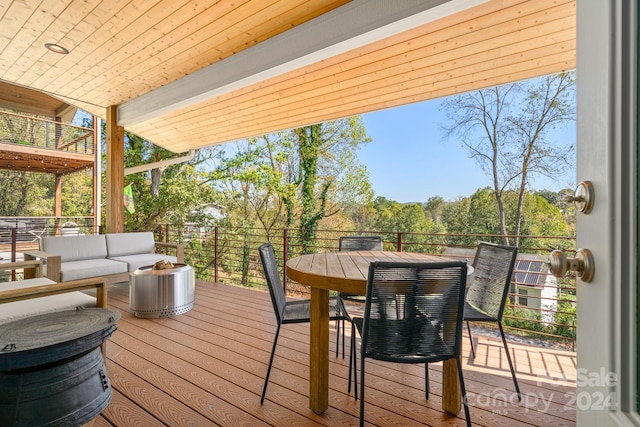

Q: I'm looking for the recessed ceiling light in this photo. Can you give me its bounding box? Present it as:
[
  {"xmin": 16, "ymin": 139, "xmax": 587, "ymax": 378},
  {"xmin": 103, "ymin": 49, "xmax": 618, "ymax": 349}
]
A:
[{"xmin": 44, "ymin": 43, "xmax": 69, "ymax": 54}]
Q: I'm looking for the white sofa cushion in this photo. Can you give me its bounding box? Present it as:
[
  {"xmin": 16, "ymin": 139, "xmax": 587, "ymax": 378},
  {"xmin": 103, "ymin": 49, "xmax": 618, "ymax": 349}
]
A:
[
  {"xmin": 1, "ymin": 277, "xmax": 55, "ymax": 290},
  {"xmin": 41, "ymin": 234, "xmax": 108, "ymax": 262},
  {"xmin": 105, "ymin": 232, "xmax": 156, "ymax": 257},
  {"xmin": 109, "ymin": 253, "xmax": 178, "ymax": 272},
  {"xmin": 60, "ymin": 259, "xmax": 128, "ymax": 281},
  {"xmin": 0, "ymin": 278, "xmax": 96, "ymax": 324}
]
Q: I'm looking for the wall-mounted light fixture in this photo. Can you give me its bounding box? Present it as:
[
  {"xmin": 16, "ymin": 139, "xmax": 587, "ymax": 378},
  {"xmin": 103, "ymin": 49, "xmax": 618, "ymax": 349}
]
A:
[{"xmin": 44, "ymin": 43, "xmax": 69, "ymax": 54}]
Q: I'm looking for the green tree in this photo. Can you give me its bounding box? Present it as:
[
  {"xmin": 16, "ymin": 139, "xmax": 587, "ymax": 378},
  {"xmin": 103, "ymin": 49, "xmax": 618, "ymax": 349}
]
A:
[
  {"xmin": 467, "ymin": 187, "xmax": 501, "ymax": 236},
  {"xmin": 294, "ymin": 118, "xmax": 372, "ymax": 253},
  {"xmin": 442, "ymin": 72, "xmax": 575, "ymax": 246},
  {"xmin": 61, "ymin": 170, "xmax": 93, "ymax": 216},
  {"xmin": 440, "ymin": 197, "xmax": 471, "ymax": 236},
  {"xmin": 423, "ymin": 196, "xmax": 445, "ymax": 223},
  {"xmin": 210, "ymin": 117, "xmax": 372, "ymax": 254},
  {"xmin": 119, "ymin": 132, "xmax": 218, "ymax": 232},
  {"xmin": 0, "ymin": 170, "xmax": 31, "ymax": 216}
]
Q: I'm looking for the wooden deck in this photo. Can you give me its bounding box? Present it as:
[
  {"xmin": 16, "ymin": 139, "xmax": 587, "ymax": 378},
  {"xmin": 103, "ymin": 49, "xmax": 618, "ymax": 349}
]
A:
[{"xmin": 86, "ymin": 280, "xmax": 576, "ymax": 426}]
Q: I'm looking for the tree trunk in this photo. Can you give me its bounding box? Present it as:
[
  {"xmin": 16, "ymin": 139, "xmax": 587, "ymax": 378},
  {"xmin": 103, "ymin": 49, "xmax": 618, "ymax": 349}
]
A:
[{"xmin": 297, "ymin": 125, "xmax": 325, "ymax": 254}]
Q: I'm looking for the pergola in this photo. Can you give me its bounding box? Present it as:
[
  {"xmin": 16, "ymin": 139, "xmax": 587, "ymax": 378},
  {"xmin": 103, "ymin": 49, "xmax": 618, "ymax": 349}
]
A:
[{"xmin": 0, "ymin": 0, "xmax": 575, "ymax": 231}]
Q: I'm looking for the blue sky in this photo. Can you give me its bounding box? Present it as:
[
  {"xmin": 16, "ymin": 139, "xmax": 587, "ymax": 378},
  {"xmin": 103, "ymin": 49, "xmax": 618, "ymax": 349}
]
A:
[{"xmin": 359, "ymin": 98, "xmax": 576, "ymax": 204}]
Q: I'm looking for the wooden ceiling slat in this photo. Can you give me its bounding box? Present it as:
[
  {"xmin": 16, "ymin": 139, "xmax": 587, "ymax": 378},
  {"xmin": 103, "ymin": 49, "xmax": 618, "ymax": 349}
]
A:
[
  {"xmin": 82, "ymin": 0, "xmax": 199, "ymax": 76},
  {"xmin": 0, "ymin": 0, "xmax": 43, "ymax": 54},
  {"xmin": 14, "ymin": 0, "xmax": 105, "ymax": 87},
  {"xmin": 81, "ymin": 0, "xmax": 259, "ymax": 105},
  {"xmin": 0, "ymin": 0, "xmax": 81, "ymax": 83},
  {"xmin": 28, "ymin": 0, "xmax": 140, "ymax": 93},
  {"xmin": 126, "ymin": 0, "xmax": 574, "ymax": 147},
  {"xmin": 141, "ymin": 0, "xmax": 574, "ymax": 126},
  {"xmin": 201, "ymin": 13, "xmax": 575, "ymax": 124},
  {"xmin": 118, "ymin": 0, "xmax": 350, "ymax": 102},
  {"xmin": 0, "ymin": 0, "xmax": 576, "ymax": 152},
  {"xmin": 81, "ymin": 0, "xmax": 345, "ymax": 108},
  {"xmin": 131, "ymin": 41, "xmax": 575, "ymax": 150},
  {"xmin": 30, "ymin": 0, "xmax": 164, "ymax": 94}
]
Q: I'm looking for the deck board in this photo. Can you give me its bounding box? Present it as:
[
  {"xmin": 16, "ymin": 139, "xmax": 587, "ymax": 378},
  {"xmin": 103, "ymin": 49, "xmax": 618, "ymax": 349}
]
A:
[{"xmin": 86, "ymin": 280, "xmax": 576, "ymax": 426}]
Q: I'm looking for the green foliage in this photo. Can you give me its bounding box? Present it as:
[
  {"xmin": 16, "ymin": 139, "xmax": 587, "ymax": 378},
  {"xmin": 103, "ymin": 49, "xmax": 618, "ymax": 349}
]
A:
[
  {"xmin": 0, "ymin": 169, "xmax": 93, "ymax": 217},
  {"xmin": 554, "ymin": 297, "xmax": 577, "ymax": 339},
  {"xmin": 210, "ymin": 117, "xmax": 373, "ymax": 255},
  {"xmin": 427, "ymin": 187, "xmax": 575, "ymax": 253},
  {"xmin": 502, "ymin": 299, "xmax": 576, "ymax": 341},
  {"xmin": 503, "ymin": 305, "xmax": 547, "ymax": 333},
  {"xmin": 61, "ymin": 170, "xmax": 93, "ymax": 216},
  {"xmin": 119, "ymin": 132, "xmax": 218, "ymax": 232}
]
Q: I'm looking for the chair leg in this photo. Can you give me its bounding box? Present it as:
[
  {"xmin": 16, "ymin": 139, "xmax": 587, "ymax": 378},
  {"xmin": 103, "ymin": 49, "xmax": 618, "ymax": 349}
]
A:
[
  {"xmin": 466, "ymin": 321, "xmax": 476, "ymax": 359},
  {"xmin": 498, "ymin": 323, "xmax": 521, "ymax": 400},
  {"xmin": 348, "ymin": 323, "xmax": 357, "ymax": 397},
  {"xmin": 359, "ymin": 356, "xmax": 366, "ymax": 427},
  {"xmin": 425, "ymin": 363, "xmax": 430, "ymax": 399},
  {"xmin": 261, "ymin": 324, "xmax": 281, "ymax": 404},
  {"xmin": 335, "ymin": 319, "xmax": 341, "ymax": 357},
  {"xmin": 456, "ymin": 356, "xmax": 472, "ymax": 427},
  {"xmin": 351, "ymin": 323, "xmax": 358, "ymax": 400},
  {"xmin": 342, "ymin": 319, "xmax": 346, "ymax": 358}
]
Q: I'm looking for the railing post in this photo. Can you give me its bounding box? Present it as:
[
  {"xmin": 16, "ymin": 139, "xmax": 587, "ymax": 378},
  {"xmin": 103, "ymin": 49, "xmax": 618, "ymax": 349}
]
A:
[
  {"xmin": 397, "ymin": 232, "xmax": 403, "ymax": 252},
  {"xmin": 54, "ymin": 117, "xmax": 62, "ymax": 149},
  {"xmin": 45, "ymin": 122, "xmax": 50, "ymax": 148},
  {"xmin": 283, "ymin": 228, "xmax": 288, "ymax": 293},
  {"xmin": 214, "ymin": 226, "xmax": 219, "ymax": 283},
  {"xmin": 10, "ymin": 228, "xmax": 16, "ymax": 280}
]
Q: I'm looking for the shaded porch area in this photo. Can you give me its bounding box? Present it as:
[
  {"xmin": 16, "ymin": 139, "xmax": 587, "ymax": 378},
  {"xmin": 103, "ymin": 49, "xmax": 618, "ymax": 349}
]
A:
[{"xmin": 87, "ymin": 280, "xmax": 576, "ymax": 426}]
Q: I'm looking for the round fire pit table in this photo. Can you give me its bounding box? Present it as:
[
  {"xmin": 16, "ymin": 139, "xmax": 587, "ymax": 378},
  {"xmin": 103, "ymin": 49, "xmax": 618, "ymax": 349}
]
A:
[{"xmin": 129, "ymin": 263, "xmax": 195, "ymax": 318}]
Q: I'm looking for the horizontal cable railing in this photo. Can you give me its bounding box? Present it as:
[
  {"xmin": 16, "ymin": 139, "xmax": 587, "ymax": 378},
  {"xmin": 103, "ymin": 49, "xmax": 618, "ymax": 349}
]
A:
[
  {"xmin": 155, "ymin": 225, "xmax": 577, "ymax": 349},
  {"xmin": 0, "ymin": 216, "xmax": 98, "ymax": 247},
  {"xmin": 0, "ymin": 221, "xmax": 577, "ymax": 348},
  {"xmin": 0, "ymin": 110, "xmax": 94, "ymax": 155}
]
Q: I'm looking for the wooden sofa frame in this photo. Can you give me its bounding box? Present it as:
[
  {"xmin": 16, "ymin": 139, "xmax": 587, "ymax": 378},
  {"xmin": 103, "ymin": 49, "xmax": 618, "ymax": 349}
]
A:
[{"xmin": 0, "ymin": 259, "xmax": 110, "ymax": 354}]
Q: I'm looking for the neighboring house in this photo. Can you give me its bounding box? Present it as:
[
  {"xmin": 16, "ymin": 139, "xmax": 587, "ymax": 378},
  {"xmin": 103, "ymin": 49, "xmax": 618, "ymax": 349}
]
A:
[
  {"xmin": 512, "ymin": 255, "xmax": 559, "ymax": 323},
  {"xmin": 183, "ymin": 203, "xmax": 226, "ymax": 241}
]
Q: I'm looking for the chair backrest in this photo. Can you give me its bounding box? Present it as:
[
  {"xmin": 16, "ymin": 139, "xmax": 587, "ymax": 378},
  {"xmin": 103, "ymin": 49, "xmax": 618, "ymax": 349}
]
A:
[
  {"xmin": 258, "ymin": 243, "xmax": 287, "ymax": 325},
  {"xmin": 339, "ymin": 235, "xmax": 383, "ymax": 251},
  {"xmin": 360, "ymin": 261, "xmax": 467, "ymax": 363},
  {"xmin": 466, "ymin": 242, "xmax": 518, "ymax": 321}
]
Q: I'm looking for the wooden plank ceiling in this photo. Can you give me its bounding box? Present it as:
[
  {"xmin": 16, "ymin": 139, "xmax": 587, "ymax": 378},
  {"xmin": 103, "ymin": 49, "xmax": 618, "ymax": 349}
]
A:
[{"xmin": 0, "ymin": 0, "xmax": 575, "ymax": 153}]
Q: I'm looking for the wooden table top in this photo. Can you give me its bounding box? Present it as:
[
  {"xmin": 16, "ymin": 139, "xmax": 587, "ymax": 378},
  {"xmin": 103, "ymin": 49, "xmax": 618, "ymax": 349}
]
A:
[{"xmin": 286, "ymin": 251, "xmax": 452, "ymax": 295}]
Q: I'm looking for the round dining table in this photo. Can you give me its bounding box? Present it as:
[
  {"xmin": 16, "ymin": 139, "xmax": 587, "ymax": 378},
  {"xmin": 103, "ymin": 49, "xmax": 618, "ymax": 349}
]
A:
[{"xmin": 286, "ymin": 250, "xmax": 470, "ymax": 415}]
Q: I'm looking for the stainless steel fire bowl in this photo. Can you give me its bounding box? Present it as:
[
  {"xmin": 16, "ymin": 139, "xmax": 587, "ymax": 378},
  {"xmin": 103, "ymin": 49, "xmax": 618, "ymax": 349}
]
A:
[{"xmin": 129, "ymin": 263, "xmax": 195, "ymax": 318}]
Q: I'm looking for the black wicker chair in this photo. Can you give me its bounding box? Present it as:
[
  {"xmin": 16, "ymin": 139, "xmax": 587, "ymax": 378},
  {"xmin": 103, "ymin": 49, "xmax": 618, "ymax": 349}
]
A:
[
  {"xmin": 338, "ymin": 235, "xmax": 383, "ymax": 252},
  {"xmin": 353, "ymin": 261, "xmax": 471, "ymax": 427},
  {"xmin": 336, "ymin": 236, "xmax": 384, "ymax": 396},
  {"xmin": 336, "ymin": 236, "xmax": 383, "ymax": 353},
  {"xmin": 258, "ymin": 243, "xmax": 354, "ymax": 403},
  {"xmin": 464, "ymin": 242, "xmax": 521, "ymax": 400}
]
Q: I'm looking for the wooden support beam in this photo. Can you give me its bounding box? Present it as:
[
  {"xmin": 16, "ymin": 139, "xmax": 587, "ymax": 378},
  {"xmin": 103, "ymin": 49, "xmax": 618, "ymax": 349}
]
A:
[
  {"xmin": 106, "ymin": 105, "xmax": 124, "ymax": 233},
  {"xmin": 54, "ymin": 174, "xmax": 62, "ymax": 230},
  {"xmin": 93, "ymin": 116, "xmax": 100, "ymax": 234}
]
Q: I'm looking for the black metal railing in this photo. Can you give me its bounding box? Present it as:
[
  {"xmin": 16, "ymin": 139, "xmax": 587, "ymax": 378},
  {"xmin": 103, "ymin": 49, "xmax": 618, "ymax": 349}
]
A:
[
  {"xmin": 155, "ymin": 224, "xmax": 577, "ymax": 349},
  {"xmin": 0, "ymin": 216, "xmax": 98, "ymax": 247},
  {"xmin": 0, "ymin": 220, "xmax": 577, "ymax": 348}
]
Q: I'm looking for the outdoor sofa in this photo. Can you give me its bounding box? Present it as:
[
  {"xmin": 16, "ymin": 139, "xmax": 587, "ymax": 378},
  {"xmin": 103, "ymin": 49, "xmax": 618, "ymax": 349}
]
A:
[{"xmin": 24, "ymin": 231, "xmax": 184, "ymax": 284}]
